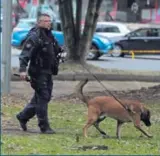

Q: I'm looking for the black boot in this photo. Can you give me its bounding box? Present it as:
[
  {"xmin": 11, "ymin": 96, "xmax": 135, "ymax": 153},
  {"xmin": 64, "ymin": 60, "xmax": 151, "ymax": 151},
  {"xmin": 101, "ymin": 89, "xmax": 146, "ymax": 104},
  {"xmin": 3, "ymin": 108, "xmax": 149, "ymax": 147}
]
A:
[
  {"xmin": 16, "ymin": 114, "xmax": 27, "ymax": 131},
  {"xmin": 40, "ymin": 127, "xmax": 56, "ymax": 134},
  {"xmin": 38, "ymin": 119, "xmax": 56, "ymax": 134}
]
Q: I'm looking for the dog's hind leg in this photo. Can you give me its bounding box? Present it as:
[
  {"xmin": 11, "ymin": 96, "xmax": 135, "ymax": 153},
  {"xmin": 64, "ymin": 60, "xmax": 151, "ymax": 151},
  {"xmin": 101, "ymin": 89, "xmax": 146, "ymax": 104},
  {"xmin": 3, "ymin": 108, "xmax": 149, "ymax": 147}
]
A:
[
  {"xmin": 93, "ymin": 116, "xmax": 109, "ymax": 137},
  {"xmin": 83, "ymin": 108, "xmax": 99, "ymax": 138},
  {"xmin": 83, "ymin": 117, "xmax": 98, "ymax": 138},
  {"xmin": 116, "ymin": 120, "xmax": 124, "ymax": 139}
]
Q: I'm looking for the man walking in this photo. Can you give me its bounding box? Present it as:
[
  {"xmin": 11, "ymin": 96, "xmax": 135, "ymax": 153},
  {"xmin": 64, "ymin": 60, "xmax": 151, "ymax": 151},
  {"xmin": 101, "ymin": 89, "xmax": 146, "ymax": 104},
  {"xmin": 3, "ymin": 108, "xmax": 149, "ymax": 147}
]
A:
[{"xmin": 16, "ymin": 13, "xmax": 62, "ymax": 134}]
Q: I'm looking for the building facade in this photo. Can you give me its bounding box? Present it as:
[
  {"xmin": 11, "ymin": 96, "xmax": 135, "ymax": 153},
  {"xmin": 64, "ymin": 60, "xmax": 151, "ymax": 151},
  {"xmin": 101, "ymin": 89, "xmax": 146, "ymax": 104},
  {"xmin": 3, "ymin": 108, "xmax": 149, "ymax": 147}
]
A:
[
  {"xmin": 12, "ymin": 0, "xmax": 160, "ymax": 23},
  {"xmin": 100, "ymin": 0, "xmax": 160, "ymax": 23},
  {"xmin": 78, "ymin": 0, "xmax": 160, "ymax": 23}
]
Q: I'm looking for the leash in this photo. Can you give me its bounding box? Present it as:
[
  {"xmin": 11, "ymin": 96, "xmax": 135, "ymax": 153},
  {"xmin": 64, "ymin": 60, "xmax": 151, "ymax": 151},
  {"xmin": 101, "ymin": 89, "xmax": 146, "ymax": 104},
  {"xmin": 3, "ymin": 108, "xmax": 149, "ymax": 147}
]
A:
[{"xmin": 80, "ymin": 63, "xmax": 131, "ymax": 112}]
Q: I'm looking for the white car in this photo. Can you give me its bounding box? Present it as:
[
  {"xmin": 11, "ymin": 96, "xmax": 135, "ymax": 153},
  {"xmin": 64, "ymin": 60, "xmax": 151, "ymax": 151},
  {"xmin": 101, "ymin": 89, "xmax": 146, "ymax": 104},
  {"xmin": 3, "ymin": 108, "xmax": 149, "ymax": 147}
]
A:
[{"xmin": 95, "ymin": 22, "xmax": 131, "ymax": 38}]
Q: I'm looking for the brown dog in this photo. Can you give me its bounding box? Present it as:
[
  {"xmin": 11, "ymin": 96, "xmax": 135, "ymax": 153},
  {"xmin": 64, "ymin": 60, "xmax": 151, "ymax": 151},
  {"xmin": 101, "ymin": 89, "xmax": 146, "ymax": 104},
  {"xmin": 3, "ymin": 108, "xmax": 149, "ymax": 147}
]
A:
[{"xmin": 76, "ymin": 79, "xmax": 152, "ymax": 139}]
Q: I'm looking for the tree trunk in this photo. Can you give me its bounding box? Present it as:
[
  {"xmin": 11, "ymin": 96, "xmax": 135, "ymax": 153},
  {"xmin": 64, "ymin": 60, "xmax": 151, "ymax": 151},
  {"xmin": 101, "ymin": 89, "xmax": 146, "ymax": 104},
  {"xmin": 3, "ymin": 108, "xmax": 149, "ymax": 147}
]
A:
[
  {"xmin": 78, "ymin": 0, "xmax": 103, "ymax": 63},
  {"xmin": 58, "ymin": 0, "xmax": 103, "ymax": 63},
  {"xmin": 59, "ymin": 0, "xmax": 77, "ymax": 62}
]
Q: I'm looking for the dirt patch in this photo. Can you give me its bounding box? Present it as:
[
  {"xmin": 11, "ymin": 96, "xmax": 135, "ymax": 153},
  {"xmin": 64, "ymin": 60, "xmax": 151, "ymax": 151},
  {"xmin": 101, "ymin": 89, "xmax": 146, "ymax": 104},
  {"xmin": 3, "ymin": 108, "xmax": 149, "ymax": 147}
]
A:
[{"xmin": 55, "ymin": 84, "xmax": 160, "ymax": 104}]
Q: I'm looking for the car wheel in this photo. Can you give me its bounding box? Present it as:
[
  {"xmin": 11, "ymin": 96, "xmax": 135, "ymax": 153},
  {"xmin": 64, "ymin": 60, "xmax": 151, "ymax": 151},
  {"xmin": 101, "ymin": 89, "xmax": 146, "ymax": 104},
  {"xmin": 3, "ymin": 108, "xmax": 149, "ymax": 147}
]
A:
[
  {"xmin": 111, "ymin": 44, "xmax": 124, "ymax": 57},
  {"xmin": 86, "ymin": 44, "xmax": 100, "ymax": 60}
]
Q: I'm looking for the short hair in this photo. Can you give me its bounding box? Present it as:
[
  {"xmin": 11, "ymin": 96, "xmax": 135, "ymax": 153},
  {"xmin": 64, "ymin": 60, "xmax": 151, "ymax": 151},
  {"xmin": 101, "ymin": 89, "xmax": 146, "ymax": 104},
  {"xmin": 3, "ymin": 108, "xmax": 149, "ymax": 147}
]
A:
[{"xmin": 37, "ymin": 13, "xmax": 51, "ymax": 21}]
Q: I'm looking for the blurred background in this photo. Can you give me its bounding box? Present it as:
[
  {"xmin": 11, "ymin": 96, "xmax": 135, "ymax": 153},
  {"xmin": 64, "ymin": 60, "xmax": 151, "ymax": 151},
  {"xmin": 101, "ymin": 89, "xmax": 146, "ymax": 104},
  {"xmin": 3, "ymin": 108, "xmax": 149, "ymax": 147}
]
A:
[
  {"xmin": 2, "ymin": 0, "xmax": 160, "ymax": 73},
  {"xmin": 2, "ymin": 0, "xmax": 160, "ymax": 30}
]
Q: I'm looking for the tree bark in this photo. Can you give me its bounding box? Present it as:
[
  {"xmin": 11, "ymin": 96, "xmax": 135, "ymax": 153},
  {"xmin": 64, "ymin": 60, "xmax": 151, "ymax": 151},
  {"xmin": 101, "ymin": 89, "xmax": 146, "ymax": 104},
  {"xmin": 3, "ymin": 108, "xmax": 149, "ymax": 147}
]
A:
[
  {"xmin": 91, "ymin": 0, "xmax": 103, "ymax": 39},
  {"xmin": 59, "ymin": 0, "xmax": 76, "ymax": 62},
  {"xmin": 75, "ymin": 0, "xmax": 82, "ymax": 42},
  {"xmin": 58, "ymin": 0, "xmax": 103, "ymax": 63},
  {"xmin": 79, "ymin": 0, "xmax": 103, "ymax": 63}
]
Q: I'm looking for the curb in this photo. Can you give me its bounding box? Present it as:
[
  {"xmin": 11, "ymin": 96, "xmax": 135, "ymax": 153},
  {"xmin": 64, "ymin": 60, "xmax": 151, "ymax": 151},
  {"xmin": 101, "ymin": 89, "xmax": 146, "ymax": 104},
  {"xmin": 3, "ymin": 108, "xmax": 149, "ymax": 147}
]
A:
[{"xmin": 11, "ymin": 73, "xmax": 160, "ymax": 82}]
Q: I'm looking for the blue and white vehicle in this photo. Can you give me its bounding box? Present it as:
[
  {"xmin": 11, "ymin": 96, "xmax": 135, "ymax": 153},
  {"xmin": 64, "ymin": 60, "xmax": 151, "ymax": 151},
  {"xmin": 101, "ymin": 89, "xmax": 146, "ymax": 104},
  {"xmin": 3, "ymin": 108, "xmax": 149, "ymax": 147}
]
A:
[{"xmin": 12, "ymin": 18, "xmax": 113, "ymax": 60}]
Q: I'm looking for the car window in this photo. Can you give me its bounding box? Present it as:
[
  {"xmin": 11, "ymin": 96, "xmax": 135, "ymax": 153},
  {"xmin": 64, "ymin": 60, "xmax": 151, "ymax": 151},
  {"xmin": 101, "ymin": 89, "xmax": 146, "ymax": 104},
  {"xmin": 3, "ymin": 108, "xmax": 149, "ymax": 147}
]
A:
[
  {"xmin": 128, "ymin": 28, "xmax": 159, "ymax": 37},
  {"xmin": 52, "ymin": 21, "xmax": 62, "ymax": 31},
  {"xmin": 95, "ymin": 25, "xmax": 103, "ymax": 32},
  {"xmin": 102, "ymin": 26, "xmax": 120, "ymax": 33},
  {"xmin": 56, "ymin": 23, "xmax": 62, "ymax": 31},
  {"xmin": 17, "ymin": 21, "xmax": 36, "ymax": 28},
  {"xmin": 146, "ymin": 29, "xmax": 159, "ymax": 37},
  {"xmin": 152, "ymin": 28, "xmax": 160, "ymax": 37}
]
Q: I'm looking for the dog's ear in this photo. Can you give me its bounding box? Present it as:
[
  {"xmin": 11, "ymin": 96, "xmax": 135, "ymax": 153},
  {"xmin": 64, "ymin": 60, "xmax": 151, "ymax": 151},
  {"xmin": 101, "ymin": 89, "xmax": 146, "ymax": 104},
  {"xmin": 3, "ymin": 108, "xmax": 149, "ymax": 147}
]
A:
[
  {"xmin": 140, "ymin": 105, "xmax": 150, "ymax": 116},
  {"xmin": 141, "ymin": 108, "xmax": 151, "ymax": 119},
  {"xmin": 146, "ymin": 109, "xmax": 151, "ymax": 118},
  {"xmin": 140, "ymin": 105, "xmax": 144, "ymax": 113}
]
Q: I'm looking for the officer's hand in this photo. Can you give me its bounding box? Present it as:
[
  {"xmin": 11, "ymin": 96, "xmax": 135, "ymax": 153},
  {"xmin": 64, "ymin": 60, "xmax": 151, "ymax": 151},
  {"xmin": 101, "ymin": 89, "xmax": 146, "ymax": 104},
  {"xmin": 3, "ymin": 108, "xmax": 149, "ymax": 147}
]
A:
[{"xmin": 20, "ymin": 72, "xmax": 27, "ymax": 81}]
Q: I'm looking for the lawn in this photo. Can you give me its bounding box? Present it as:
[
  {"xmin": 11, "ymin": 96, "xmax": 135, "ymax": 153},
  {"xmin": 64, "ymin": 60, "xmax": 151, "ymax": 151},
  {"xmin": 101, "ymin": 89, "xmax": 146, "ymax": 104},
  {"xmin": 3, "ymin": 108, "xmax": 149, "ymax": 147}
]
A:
[{"xmin": 1, "ymin": 98, "xmax": 160, "ymax": 155}]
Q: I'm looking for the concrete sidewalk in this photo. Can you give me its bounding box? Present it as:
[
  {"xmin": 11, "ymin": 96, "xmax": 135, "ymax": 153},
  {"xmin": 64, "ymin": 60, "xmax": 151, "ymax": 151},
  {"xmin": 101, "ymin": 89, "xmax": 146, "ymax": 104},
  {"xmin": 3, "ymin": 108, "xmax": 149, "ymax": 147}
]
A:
[{"xmin": 11, "ymin": 80, "xmax": 160, "ymax": 99}]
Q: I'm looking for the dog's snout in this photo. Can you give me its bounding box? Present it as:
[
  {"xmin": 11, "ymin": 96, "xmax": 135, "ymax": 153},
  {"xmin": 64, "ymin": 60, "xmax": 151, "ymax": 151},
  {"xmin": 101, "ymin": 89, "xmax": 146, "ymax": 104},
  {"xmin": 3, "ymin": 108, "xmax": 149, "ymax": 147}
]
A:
[
  {"xmin": 145, "ymin": 121, "xmax": 151, "ymax": 127},
  {"xmin": 146, "ymin": 122, "xmax": 151, "ymax": 127}
]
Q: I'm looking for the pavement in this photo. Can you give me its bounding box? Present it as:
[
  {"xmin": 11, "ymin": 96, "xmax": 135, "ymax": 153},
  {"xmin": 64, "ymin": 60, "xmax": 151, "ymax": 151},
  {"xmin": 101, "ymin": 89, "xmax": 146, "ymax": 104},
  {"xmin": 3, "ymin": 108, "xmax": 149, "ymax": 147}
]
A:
[{"xmin": 10, "ymin": 80, "xmax": 160, "ymax": 99}]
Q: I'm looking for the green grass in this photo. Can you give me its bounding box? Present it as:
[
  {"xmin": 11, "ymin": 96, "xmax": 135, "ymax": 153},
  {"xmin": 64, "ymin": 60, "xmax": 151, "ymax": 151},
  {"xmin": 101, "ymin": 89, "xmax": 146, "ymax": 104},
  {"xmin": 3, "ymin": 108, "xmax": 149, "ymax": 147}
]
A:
[{"xmin": 1, "ymin": 100, "xmax": 160, "ymax": 155}]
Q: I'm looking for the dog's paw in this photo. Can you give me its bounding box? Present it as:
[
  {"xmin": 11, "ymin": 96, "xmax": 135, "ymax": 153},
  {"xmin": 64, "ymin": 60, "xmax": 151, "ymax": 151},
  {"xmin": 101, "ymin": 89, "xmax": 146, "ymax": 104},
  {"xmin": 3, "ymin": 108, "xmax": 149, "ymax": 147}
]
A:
[{"xmin": 84, "ymin": 135, "xmax": 88, "ymax": 138}]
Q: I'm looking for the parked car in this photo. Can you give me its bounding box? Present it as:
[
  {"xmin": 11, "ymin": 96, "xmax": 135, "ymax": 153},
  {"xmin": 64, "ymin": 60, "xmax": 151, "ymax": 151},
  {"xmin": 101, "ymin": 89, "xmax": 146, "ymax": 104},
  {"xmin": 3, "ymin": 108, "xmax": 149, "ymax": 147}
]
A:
[
  {"xmin": 111, "ymin": 27, "xmax": 160, "ymax": 57},
  {"xmin": 95, "ymin": 22, "xmax": 130, "ymax": 38},
  {"xmin": 12, "ymin": 18, "xmax": 113, "ymax": 60}
]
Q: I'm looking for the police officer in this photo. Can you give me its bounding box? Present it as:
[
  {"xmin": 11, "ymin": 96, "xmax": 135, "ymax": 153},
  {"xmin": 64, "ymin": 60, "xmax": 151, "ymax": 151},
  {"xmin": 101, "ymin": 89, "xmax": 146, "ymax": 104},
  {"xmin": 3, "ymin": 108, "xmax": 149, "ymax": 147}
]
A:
[{"xmin": 16, "ymin": 13, "xmax": 62, "ymax": 134}]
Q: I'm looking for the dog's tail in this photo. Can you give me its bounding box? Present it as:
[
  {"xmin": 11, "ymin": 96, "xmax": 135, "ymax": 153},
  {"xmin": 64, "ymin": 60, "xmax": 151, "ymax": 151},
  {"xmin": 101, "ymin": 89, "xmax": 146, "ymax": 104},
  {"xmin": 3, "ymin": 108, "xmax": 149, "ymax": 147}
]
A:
[{"xmin": 75, "ymin": 78, "xmax": 89, "ymax": 104}]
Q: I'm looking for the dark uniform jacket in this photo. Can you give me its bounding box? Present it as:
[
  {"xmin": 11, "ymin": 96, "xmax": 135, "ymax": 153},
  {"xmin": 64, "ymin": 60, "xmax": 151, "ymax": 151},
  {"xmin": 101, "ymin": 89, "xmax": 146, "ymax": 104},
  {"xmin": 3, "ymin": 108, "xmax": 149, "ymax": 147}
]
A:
[{"xmin": 19, "ymin": 27, "xmax": 62, "ymax": 76}]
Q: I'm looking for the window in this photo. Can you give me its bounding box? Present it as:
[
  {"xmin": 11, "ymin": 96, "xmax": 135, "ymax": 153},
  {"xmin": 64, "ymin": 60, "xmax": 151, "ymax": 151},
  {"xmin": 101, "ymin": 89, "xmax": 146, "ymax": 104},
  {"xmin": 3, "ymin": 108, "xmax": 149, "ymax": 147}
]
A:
[
  {"xmin": 137, "ymin": 29, "xmax": 150, "ymax": 37},
  {"xmin": 17, "ymin": 21, "xmax": 36, "ymax": 28},
  {"xmin": 95, "ymin": 25, "xmax": 103, "ymax": 32},
  {"xmin": 128, "ymin": 28, "xmax": 160, "ymax": 37},
  {"xmin": 103, "ymin": 26, "xmax": 120, "ymax": 33},
  {"xmin": 52, "ymin": 21, "xmax": 62, "ymax": 31},
  {"xmin": 56, "ymin": 22, "xmax": 62, "ymax": 31},
  {"xmin": 152, "ymin": 28, "xmax": 160, "ymax": 37}
]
